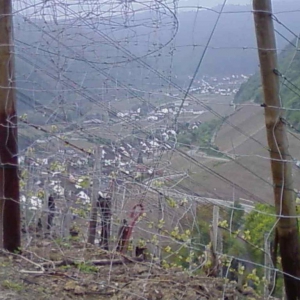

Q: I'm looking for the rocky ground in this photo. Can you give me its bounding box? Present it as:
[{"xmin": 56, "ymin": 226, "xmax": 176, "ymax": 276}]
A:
[{"xmin": 0, "ymin": 238, "xmax": 266, "ymax": 300}]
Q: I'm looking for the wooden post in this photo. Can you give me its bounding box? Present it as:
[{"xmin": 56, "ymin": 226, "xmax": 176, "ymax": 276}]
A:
[
  {"xmin": 156, "ymin": 194, "xmax": 163, "ymax": 262},
  {"xmin": 208, "ymin": 206, "xmax": 221, "ymax": 277},
  {"xmin": 62, "ymin": 161, "xmax": 72, "ymax": 238},
  {"xmin": 99, "ymin": 191, "xmax": 112, "ymax": 250},
  {"xmin": 212, "ymin": 205, "xmax": 219, "ymax": 253},
  {"xmin": 24, "ymin": 154, "xmax": 32, "ymax": 231},
  {"xmin": 264, "ymin": 233, "xmax": 271, "ymax": 298},
  {"xmin": 253, "ymin": 1, "xmax": 300, "ymax": 298},
  {"xmin": 42, "ymin": 172, "xmax": 49, "ymax": 235},
  {"xmin": 88, "ymin": 146, "xmax": 100, "ymax": 244},
  {"xmin": 0, "ymin": 0, "xmax": 21, "ymax": 252}
]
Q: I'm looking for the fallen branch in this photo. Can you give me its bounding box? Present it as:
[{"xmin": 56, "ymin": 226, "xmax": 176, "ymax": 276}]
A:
[
  {"xmin": 20, "ymin": 270, "xmax": 45, "ymax": 274},
  {"xmin": 40, "ymin": 254, "xmax": 146, "ymax": 269},
  {"xmin": 23, "ymin": 249, "xmax": 56, "ymax": 269},
  {"xmin": 41, "ymin": 258, "xmax": 126, "ymax": 268},
  {"xmin": 0, "ymin": 249, "xmax": 45, "ymax": 273}
]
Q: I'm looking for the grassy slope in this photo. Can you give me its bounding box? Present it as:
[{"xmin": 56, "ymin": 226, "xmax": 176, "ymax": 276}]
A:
[{"xmin": 234, "ymin": 39, "xmax": 300, "ymax": 130}]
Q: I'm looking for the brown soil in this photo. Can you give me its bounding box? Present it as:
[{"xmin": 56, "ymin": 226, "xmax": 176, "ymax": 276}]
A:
[{"xmin": 0, "ymin": 238, "xmax": 261, "ymax": 300}]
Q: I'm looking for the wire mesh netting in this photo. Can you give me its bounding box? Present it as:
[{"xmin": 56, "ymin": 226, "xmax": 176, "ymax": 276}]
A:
[{"xmin": 1, "ymin": 0, "xmax": 300, "ymax": 299}]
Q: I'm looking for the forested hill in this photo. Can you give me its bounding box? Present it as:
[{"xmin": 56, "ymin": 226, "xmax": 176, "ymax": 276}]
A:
[{"xmin": 234, "ymin": 39, "xmax": 300, "ymax": 130}]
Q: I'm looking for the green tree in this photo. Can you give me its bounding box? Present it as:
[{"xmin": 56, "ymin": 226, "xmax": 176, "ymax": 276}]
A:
[
  {"xmin": 226, "ymin": 200, "xmax": 245, "ymax": 233},
  {"xmin": 244, "ymin": 203, "xmax": 275, "ymax": 263}
]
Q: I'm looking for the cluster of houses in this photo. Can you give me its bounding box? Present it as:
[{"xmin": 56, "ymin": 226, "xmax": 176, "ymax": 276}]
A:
[
  {"xmin": 189, "ymin": 121, "xmax": 202, "ymax": 130},
  {"xmin": 19, "ymin": 73, "xmax": 249, "ymax": 212},
  {"xmin": 18, "ymin": 128, "xmax": 177, "ymax": 211},
  {"xmin": 185, "ymin": 74, "xmax": 249, "ymax": 96},
  {"xmin": 110, "ymin": 74, "xmax": 249, "ymax": 124},
  {"xmin": 145, "ymin": 101, "xmax": 206, "ymax": 122}
]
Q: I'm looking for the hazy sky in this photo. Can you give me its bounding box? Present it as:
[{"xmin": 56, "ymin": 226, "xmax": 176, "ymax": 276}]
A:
[
  {"xmin": 182, "ymin": 0, "xmax": 296, "ymax": 7},
  {"xmin": 193, "ymin": 0, "xmax": 250, "ymax": 6},
  {"xmin": 14, "ymin": 0, "xmax": 297, "ymax": 20}
]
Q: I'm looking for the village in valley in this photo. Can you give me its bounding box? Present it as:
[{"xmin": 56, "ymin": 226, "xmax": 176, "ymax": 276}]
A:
[
  {"xmin": 3, "ymin": 0, "xmax": 300, "ymax": 298},
  {"xmin": 19, "ymin": 74, "xmax": 248, "ymax": 214}
]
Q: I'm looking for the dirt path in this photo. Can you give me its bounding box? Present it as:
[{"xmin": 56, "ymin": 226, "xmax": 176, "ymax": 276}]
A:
[{"xmin": 187, "ymin": 149, "xmax": 230, "ymax": 162}]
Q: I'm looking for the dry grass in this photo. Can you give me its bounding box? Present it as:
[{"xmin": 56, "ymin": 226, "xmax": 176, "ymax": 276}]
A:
[{"xmin": 0, "ymin": 237, "xmax": 260, "ymax": 300}]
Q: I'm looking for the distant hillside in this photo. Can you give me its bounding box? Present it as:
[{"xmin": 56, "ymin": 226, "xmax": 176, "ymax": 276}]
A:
[
  {"xmin": 234, "ymin": 39, "xmax": 300, "ymax": 130},
  {"xmin": 12, "ymin": 1, "xmax": 300, "ymax": 148},
  {"xmin": 13, "ymin": 1, "xmax": 300, "ymax": 115}
]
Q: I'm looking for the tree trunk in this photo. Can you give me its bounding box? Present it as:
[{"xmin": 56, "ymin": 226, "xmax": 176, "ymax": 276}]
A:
[
  {"xmin": 0, "ymin": 0, "xmax": 21, "ymax": 252},
  {"xmin": 88, "ymin": 146, "xmax": 100, "ymax": 244},
  {"xmin": 253, "ymin": 0, "xmax": 300, "ymax": 298}
]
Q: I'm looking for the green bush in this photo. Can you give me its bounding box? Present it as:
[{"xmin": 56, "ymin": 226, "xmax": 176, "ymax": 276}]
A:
[{"xmin": 234, "ymin": 37, "xmax": 300, "ymax": 130}]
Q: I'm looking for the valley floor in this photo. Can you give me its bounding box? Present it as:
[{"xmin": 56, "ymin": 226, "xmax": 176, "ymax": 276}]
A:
[{"xmin": 164, "ymin": 103, "xmax": 300, "ymax": 204}]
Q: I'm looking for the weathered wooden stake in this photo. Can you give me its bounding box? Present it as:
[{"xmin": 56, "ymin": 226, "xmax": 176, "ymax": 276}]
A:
[
  {"xmin": 88, "ymin": 146, "xmax": 100, "ymax": 244},
  {"xmin": 0, "ymin": 0, "xmax": 21, "ymax": 252},
  {"xmin": 253, "ymin": 0, "xmax": 300, "ymax": 298}
]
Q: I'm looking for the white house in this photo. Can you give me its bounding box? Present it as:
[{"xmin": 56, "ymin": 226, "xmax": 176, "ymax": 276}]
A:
[{"xmin": 76, "ymin": 191, "xmax": 90, "ymax": 204}]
